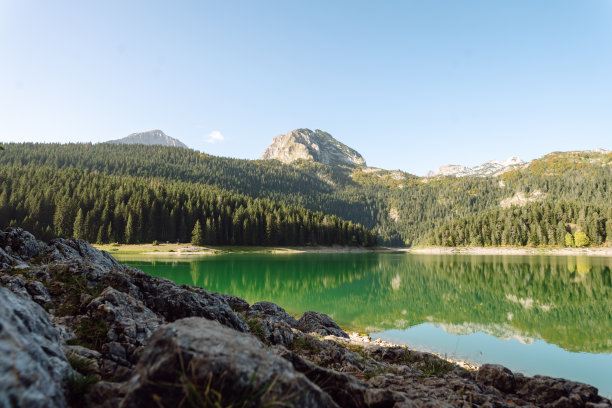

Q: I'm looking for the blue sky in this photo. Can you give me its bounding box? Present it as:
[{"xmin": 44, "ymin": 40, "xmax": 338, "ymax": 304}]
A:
[{"xmin": 1, "ymin": 1, "xmax": 611, "ymax": 175}]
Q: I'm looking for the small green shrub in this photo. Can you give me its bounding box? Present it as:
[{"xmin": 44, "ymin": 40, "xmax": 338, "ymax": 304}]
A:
[{"xmin": 421, "ymin": 358, "xmax": 455, "ymax": 377}]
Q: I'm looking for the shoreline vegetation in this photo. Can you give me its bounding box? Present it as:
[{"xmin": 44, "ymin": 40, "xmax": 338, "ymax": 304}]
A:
[{"xmin": 95, "ymin": 242, "xmax": 612, "ymax": 257}]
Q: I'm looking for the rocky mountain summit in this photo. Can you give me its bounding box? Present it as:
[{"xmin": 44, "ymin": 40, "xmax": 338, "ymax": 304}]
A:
[
  {"xmin": 1, "ymin": 227, "xmax": 610, "ymax": 408},
  {"xmin": 107, "ymin": 130, "xmax": 188, "ymax": 148},
  {"xmin": 261, "ymin": 129, "xmax": 367, "ymax": 169},
  {"xmin": 427, "ymin": 156, "xmax": 524, "ymax": 178}
]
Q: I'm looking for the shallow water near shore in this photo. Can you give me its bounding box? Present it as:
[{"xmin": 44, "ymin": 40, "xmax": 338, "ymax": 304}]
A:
[{"xmin": 116, "ymin": 252, "xmax": 612, "ymax": 397}]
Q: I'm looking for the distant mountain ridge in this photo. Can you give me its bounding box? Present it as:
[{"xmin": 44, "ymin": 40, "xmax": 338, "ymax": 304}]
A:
[
  {"xmin": 260, "ymin": 128, "xmax": 366, "ymax": 169},
  {"xmin": 107, "ymin": 130, "xmax": 188, "ymax": 148},
  {"xmin": 426, "ymin": 156, "xmax": 524, "ymax": 178}
]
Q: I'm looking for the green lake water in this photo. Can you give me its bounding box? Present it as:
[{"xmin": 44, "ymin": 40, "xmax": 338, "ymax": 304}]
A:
[{"xmin": 116, "ymin": 253, "xmax": 612, "ymax": 397}]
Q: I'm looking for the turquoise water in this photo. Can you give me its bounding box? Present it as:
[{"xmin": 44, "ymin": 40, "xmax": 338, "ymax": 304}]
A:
[{"xmin": 117, "ymin": 252, "xmax": 612, "ymax": 396}]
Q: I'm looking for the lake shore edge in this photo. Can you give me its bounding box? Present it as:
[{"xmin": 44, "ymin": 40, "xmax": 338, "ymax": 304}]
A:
[
  {"xmin": 95, "ymin": 242, "xmax": 612, "ymax": 257},
  {"xmin": 3, "ymin": 227, "xmax": 611, "ymax": 406},
  {"xmin": 93, "ymin": 242, "xmax": 389, "ymax": 255},
  {"xmin": 404, "ymin": 245, "xmax": 612, "ymax": 257}
]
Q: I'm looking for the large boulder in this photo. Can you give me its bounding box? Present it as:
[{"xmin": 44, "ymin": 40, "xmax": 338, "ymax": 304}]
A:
[
  {"xmin": 246, "ymin": 301, "xmax": 299, "ymax": 346},
  {"xmin": 277, "ymin": 346, "xmax": 408, "ymax": 408},
  {"xmin": 0, "ymin": 227, "xmax": 42, "ymax": 261},
  {"xmin": 476, "ymin": 364, "xmax": 515, "ymax": 393},
  {"xmin": 0, "ymin": 287, "xmax": 71, "ymax": 408},
  {"xmin": 45, "ymin": 238, "xmax": 121, "ymax": 276},
  {"xmin": 246, "ymin": 301, "xmax": 299, "ymax": 327},
  {"xmin": 129, "ymin": 271, "xmax": 248, "ymax": 332},
  {"xmin": 120, "ymin": 317, "xmax": 339, "ymax": 408},
  {"xmin": 297, "ymin": 311, "xmax": 349, "ymax": 338},
  {"xmin": 84, "ymin": 287, "xmax": 164, "ymax": 379}
]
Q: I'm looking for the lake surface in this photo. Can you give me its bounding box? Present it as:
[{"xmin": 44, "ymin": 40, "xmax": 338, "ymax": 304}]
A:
[{"xmin": 116, "ymin": 252, "xmax": 612, "ymax": 396}]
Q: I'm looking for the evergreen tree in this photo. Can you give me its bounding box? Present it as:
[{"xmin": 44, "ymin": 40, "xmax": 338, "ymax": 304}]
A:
[
  {"xmin": 565, "ymin": 232, "xmax": 574, "ymax": 247},
  {"xmin": 191, "ymin": 220, "xmax": 204, "ymax": 246},
  {"xmin": 72, "ymin": 208, "xmax": 85, "ymax": 239}
]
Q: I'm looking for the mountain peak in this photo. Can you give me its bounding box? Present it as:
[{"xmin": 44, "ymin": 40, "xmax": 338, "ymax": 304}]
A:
[
  {"xmin": 108, "ymin": 130, "xmax": 188, "ymax": 148},
  {"xmin": 427, "ymin": 156, "xmax": 524, "ymax": 178},
  {"xmin": 260, "ymin": 128, "xmax": 366, "ymax": 168}
]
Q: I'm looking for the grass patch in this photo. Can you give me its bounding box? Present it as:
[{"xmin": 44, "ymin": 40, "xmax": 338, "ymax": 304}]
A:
[
  {"xmin": 67, "ymin": 373, "xmax": 99, "ymax": 407},
  {"xmin": 46, "ymin": 267, "xmax": 102, "ymax": 317},
  {"xmin": 289, "ymin": 337, "xmax": 323, "ymax": 356},
  {"xmin": 246, "ymin": 318, "xmax": 266, "ymax": 342},
  {"xmin": 421, "ymin": 358, "xmax": 455, "ymax": 377},
  {"xmin": 67, "ymin": 317, "xmax": 110, "ymax": 350},
  {"xmin": 363, "ymin": 367, "xmax": 389, "ymax": 380},
  {"xmin": 67, "ymin": 354, "xmax": 97, "ymax": 376}
]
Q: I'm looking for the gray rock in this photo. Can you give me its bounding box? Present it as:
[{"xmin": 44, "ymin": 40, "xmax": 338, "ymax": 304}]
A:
[
  {"xmin": 515, "ymin": 373, "xmax": 602, "ymax": 406},
  {"xmin": 213, "ymin": 292, "xmax": 250, "ymax": 312},
  {"xmin": 247, "ymin": 301, "xmax": 298, "ymax": 327},
  {"xmin": 120, "ymin": 317, "xmax": 339, "ymax": 408},
  {"xmin": 85, "ymin": 287, "xmax": 163, "ymax": 376},
  {"xmin": 0, "ymin": 227, "xmax": 42, "ymax": 260},
  {"xmin": 254, "ymin": 318, "xmax": 296, "ymax": 346},
  {"xmin": 0, "ymin": 273, "xmax": 30, "ymax": 298},
  {"xmin": 0, "ymin": 246, "xmax": 15, "ymax": 268},
  {"xmin": 297, "ymin": 310, "xmax": 349, "ymax": 338},
  {"xmin": 45, "ymin": 238, "xmax": 121, "ymax": 276},
  {"xmin": 277, "ymin": 346, "xmax": 397, "ymax": 408},
  {"xmin": 261, "ymin": 128, "xmax": 367, "ymax": 168},
  {"xmin": 130, "ymin": 271, "xmax": 248, "ymax": 332},
  {"xmin": 63, "ymin": 345, "xmax": 102, "ymax": 375},
  {"xmin": 87, "ymin": 287, "xmax": 162, "ymax": 348},
  {"xmin": 476, "ymin": 364, "xmax": 515, "ymax": 393},
  {"xmin": 26, "ymin": 280, "xmax": 52, "ymax": 306},
  {"xmin": 0, "ymin": 286, "xmax": 71, "ymax": 408}
]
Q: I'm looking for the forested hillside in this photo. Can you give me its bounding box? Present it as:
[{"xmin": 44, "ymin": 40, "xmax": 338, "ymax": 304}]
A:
[
  {"xmin": 1, "ymin": 143, "xmax": 610, "ymax": 246},
  {"xmin": 0, "ymin": 165, "xmax": 376, "ymax": 246},
  {"xmin": 424, "ymin": 152, "xmax": 612, "ymax": 247},
  {"xmin": 426, "ymin": 201, "xmax": 612, "ymax": 247}
]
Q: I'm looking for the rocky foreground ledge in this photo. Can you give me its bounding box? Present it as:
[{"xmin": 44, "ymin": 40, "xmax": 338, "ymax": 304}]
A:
[{"xmin": 1, "ymin": 227, "xmax": 610, "ymax": 408}]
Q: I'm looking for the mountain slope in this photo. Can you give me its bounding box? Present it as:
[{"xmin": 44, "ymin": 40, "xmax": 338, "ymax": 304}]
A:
[
  {"xmin": 108, "ymin": 130, "xmax": 188, "ymax": 148},
  {"xmin": 1, "ymin": 140, "xmax": 610, "ymax": 247},
  {"xmin": 261, "ymin": 128, "xmax": 366, "ymax": 169}
]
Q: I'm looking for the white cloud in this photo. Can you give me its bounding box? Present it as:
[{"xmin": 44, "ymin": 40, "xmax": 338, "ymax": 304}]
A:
[{"xmin": 205, "ymin": 130, "xmax": 225, "ymax": 144}]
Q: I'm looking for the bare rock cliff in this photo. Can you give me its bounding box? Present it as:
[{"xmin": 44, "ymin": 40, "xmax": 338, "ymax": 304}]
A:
[{"xmin": 261, "ymin": 129, "xmax": 366, "ymax": 168}]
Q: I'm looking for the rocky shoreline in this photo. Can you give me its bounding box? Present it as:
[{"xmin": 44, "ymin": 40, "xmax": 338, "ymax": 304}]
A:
[{"xmin": 1, "ymin": 227, "xmax": 610, "ymax": 408}]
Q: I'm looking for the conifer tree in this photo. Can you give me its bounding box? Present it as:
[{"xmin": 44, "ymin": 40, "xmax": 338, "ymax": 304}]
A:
[{"xmin": 191, "ymin": 220, "xmax": 204, "ymax": 246}]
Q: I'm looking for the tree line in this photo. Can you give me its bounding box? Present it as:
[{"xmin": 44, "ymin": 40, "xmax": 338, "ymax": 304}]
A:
[
  {"xmin": 1, "ymin": 143, "xmax": 610, "ymax": 246},
  {"xmin": 0, "ymin": 165, "xmax": 376, "ymax": 246},
  {"xmin": 426, "ymin": 200, "xmax": 612, "ymax": 247}
]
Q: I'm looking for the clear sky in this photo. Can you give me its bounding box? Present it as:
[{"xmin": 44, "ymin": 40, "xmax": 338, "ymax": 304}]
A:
[{"xmin": 1, "ymin": 1, "xmax": 611, "ymax": 175}]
